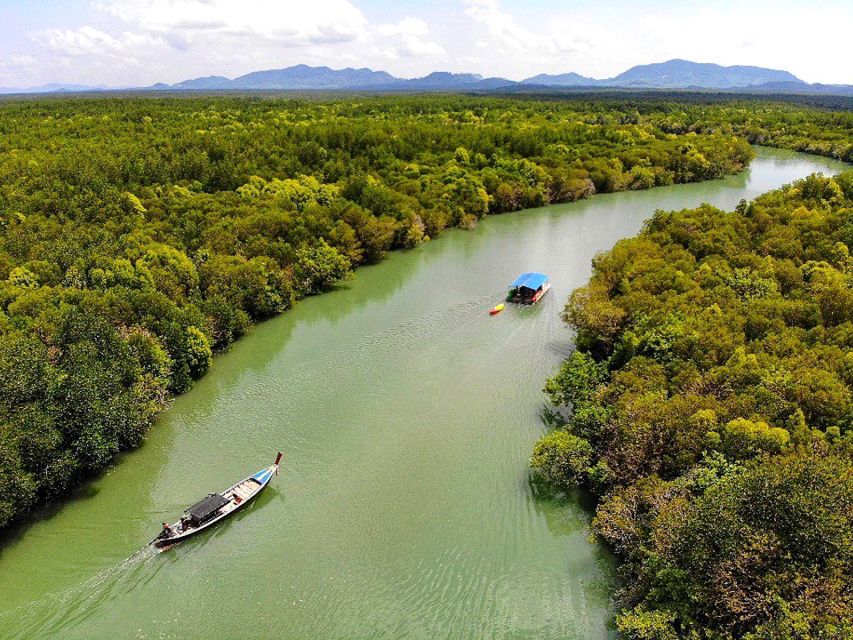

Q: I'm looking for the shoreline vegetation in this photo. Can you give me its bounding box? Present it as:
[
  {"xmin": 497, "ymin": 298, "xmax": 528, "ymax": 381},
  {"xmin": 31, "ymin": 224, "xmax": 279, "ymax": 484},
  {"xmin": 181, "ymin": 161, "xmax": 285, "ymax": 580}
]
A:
[
  {"xmin": 533, "ymin": 170, "xmax": 853, "ymax": 637},
  {"xmin": 0, "ymin": 94, "xmax": 849, "ymax": 539}
]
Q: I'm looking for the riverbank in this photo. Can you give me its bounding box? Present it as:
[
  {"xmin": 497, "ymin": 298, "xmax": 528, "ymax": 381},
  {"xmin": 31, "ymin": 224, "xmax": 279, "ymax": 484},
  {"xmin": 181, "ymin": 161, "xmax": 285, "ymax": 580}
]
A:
[{"xmin": 0, "ymin": 147, "xmax": 847, "ymax": 639}]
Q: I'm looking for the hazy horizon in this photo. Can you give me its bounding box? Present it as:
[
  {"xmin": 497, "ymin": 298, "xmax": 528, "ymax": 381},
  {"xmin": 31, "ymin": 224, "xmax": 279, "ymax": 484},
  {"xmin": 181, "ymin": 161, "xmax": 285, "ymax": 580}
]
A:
[{"xmin": 2, "ymin": 0, "xmax": 851, "ymax": 88}]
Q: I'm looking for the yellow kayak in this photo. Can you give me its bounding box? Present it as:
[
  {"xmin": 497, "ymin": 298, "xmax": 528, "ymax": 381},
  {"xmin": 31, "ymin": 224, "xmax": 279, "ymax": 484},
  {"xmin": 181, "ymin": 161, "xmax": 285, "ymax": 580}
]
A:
[{"xmin": 489, "ymin": 303, "xmax": 505, "ymax": 315}]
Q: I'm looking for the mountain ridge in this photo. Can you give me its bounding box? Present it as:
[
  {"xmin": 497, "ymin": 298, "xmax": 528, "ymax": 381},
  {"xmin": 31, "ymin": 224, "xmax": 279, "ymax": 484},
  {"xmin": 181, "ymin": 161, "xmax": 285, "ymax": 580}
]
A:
[
  {"xmin": 160, "ymin": 59, "xmax": 810, "ymax": 92},
  {"xmin": 605, "ymin": 59, "xmax": 803, "ymax": 88},
  {"xmin": 230, "ymin": 65, "xmax": 396, "ymax": 89},
  {"xmin": 2, "ymin": 60, "xmax": 850, "ymax": 96},
  {"xmin": 520, "ymin": 72, "xmax": 597, "ymax": 87}
]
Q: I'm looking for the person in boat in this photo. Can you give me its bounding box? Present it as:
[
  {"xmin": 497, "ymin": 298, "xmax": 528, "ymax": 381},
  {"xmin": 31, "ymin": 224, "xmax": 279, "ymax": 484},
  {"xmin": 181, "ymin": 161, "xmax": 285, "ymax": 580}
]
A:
[
  {"xmin": 180, "ymin": 516, "xmax": 191, "ymax": 532},
  {"xmin": 161, "ymin": 522, "xmax": 174, "ymax": 537}
]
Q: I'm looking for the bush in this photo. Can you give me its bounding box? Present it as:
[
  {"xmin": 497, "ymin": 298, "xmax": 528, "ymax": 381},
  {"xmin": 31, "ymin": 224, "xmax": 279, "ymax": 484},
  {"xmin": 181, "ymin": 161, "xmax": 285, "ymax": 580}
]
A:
[{"xmin": 530, "ymin": 431, "xmax": 593, "ymax": 487}]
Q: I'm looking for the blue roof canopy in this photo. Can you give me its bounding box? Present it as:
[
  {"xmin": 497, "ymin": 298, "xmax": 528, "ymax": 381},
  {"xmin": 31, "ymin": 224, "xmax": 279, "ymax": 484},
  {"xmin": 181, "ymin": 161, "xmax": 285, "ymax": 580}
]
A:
[{"xmin": 509, "ymin": 272, "xmax": 549, "ymax": 290}]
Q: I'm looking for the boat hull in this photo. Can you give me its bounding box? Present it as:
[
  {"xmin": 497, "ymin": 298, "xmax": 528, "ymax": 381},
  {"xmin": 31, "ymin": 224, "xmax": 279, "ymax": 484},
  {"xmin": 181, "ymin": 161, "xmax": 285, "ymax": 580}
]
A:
[
  {"xmin": 530, "ymin": 282, "xmax": 551, "ymax": 304},
  {"xmin": 153, "ymin": 463, "xmax": 278, "ymax": 549},
  {"xmin": 508, "ymin": 281, "xmax": 551, "ymax": 305}
]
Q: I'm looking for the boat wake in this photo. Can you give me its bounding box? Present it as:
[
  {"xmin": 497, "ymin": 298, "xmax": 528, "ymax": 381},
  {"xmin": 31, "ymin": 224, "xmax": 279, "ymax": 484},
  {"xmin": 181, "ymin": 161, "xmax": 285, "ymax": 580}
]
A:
[
  {"xmin": 221, "ymin": 292, "xmax": 505, "ymax": 409},
  {"xmin": 0, "ymin": 544, "xmax": 159, "ymax": 639}
]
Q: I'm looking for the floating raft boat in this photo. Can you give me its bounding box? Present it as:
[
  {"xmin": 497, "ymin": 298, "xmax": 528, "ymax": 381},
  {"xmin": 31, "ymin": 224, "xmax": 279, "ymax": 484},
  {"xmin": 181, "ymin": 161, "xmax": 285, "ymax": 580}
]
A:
[
  {"xmin": 152, "ymin": 452, "xmax": 282, "ymax": 550},
  {"xmin": 506, "ymin": 272, "xmax": 551, "ymax": 305}
]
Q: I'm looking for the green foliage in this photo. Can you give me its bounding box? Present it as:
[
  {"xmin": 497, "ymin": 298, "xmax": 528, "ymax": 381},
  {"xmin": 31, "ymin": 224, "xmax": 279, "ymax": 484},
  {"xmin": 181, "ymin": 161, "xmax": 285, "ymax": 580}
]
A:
[
  {"xmin": 543, "ymin": 350, "xmax": 607, "ymax": 407},
  {"xmin": 666, "ymin": 454, "xmax": 853, "ymax": 638},
  {"xmin": 536, "ymin": 170, "xmax": 853, "ymax": 637},
  {"xmin": 717, "ymin": 417, "xmax": 790, "ymax": 459},
  {"xmin": 6, "ymin": 266, "xmax": 39, "ymax": 289},
  {"xmin": 530, "ymin": 430, "xmax": 593, "ymax": 487},
  {"xmin": 0, "ymin": 93, "xmax": 845, "ymax": 533},
  {"xmin": 295, "ymin": 239, "xmax": 352, "ymax": 295},
  {"xmin": 617, "ymin": 608, "xmax": 679, "ymax": 640},
  {"xmin": 184, "ymin": 325, "xmax": 212, "ymax": 380}
]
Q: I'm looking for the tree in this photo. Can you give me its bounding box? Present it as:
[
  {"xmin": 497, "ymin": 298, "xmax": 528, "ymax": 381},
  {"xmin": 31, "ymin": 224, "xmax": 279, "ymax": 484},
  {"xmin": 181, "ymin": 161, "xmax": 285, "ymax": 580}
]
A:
[
  {"xmin": 295, "ymin": 240, "xmax": 352, "ymax": 295},
  {"xmin": 544, "ymin": 350, "xmax": 608, "ymax": 407},
  {"xmin": 530, "ymin": 431, "xmax": 593, "ymax": 487}
]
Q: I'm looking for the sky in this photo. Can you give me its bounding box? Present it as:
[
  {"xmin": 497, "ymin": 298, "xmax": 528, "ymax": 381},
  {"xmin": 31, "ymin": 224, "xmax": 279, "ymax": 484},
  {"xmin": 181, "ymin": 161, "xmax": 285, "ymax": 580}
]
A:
[{"xmin": 0, "ymin": 0, "xmax": 851, "ymax": 88}]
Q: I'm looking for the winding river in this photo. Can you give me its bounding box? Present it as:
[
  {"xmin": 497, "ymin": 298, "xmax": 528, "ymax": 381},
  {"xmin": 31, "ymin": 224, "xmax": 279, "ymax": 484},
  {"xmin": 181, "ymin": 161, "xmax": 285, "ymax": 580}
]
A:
[{"xmin": 0, "ymin": 148, "xmax": 847, "ymax": 640}]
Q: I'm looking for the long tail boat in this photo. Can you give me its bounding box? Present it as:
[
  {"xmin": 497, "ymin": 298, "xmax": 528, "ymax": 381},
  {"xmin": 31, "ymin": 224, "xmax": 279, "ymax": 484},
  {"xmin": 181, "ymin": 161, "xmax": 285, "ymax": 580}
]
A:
[{"xmin": 151, "ymin": 452, "xmax": 282, "ymax": 550}]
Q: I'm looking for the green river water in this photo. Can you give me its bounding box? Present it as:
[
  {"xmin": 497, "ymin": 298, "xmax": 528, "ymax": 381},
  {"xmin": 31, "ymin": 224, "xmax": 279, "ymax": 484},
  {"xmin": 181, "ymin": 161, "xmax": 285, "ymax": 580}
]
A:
[{"xmin": 0, "ymin": 148, "xmax": 847, "ymax": 640}]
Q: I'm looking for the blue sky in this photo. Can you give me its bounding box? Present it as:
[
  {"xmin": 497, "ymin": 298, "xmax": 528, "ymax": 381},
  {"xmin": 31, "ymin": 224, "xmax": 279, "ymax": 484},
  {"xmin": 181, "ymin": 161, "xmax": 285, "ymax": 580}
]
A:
[{"xmin": 1, "ymin": 0, "xmax": 850, "ymax": 87}]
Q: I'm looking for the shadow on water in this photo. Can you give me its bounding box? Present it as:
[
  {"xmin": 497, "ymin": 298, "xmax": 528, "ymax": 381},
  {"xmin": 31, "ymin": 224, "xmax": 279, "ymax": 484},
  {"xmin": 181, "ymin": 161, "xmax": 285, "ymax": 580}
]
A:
[
  {"xmin": 526, "ymin": 472, "xmax": 621, "ymax": 638},
  {"xmin": 528, "ymin": 474, "xmax": 599, "ymax": 528},
  {"xmin": 0, "ymin": 438, "xmax": 173, "ymax": 562},
  {"xmin": 0, "ymin": 486, "xmax": 98, "ymax": 562},
  {"xmin": 286, "ymin": 240, "xmax": 432, "ymax": 324}
]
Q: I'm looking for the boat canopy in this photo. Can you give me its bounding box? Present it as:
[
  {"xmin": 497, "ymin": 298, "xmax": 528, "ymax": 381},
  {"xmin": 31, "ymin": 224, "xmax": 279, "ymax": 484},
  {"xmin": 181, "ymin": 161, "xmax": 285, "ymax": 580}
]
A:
[
  {"xmin": 509, "ymin": 272, "xmax": 549, "ymax": 290},
  {"xmin": 187, "ymin": 493, "xmax": 229, "ymax": 525}
]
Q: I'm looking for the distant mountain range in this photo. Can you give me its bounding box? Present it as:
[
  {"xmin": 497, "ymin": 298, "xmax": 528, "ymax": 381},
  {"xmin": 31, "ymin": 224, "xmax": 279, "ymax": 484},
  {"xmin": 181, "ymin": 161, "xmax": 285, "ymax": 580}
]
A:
[
  {"xmin": 603, "ymin": 59, "xmax": 802, "ymax": 88},
  {"xmin": 520, "ymin": 72, "xmax": 596, "ymax": 87},
  {"xmin": 2, "ymin": 59, "xmax": 851, "ymax": 96},
  {"xmin": 167, "ymin": 67, "xmax": 510, "ymax": 92},
  {"xmin": 0, "ymin": 82, "xmax": 117, "ymax": 94}
]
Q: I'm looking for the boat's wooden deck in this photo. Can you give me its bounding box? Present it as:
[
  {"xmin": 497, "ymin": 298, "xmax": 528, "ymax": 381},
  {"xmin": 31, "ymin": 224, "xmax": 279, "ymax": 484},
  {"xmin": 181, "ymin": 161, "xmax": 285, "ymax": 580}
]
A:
[
  {"xmin": 232, "ymin": 480, "xmax": 257, "ymax": 500},
  {"xmin": 219, "ymin": 479, "xmax": 260, "ymax": 514}
]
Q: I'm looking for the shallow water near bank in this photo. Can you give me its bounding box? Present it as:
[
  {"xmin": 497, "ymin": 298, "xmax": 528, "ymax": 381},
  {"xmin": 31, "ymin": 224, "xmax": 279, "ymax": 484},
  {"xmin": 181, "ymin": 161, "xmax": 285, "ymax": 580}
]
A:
[{"xmin": 0, "ymin": 148, "xmax": 847, "ymax": 639}]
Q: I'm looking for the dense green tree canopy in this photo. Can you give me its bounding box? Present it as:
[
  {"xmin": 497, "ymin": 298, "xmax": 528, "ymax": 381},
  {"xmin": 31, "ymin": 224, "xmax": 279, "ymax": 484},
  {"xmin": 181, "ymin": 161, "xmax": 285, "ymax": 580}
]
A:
[
  {"xmin": 0, "ymin": 93, "xmax": 848, "ymax": 537},
  {"xmin": 533, "ymin": 171, "xmax": 853, "ymax": 638}
]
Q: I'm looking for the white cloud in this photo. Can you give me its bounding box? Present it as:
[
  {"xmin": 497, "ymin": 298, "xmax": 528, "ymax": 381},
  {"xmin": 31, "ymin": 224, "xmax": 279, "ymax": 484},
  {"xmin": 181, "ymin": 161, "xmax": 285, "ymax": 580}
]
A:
[
  {"xmin": 6, "ymin": 0, "xmax": 849, "ymax": 87},
  {"xmin": 455, "ymin": 0, "xmax": 851, "ymax": 84},
  {"xmin": 631, "ymin": 6, "xmax": 852, "ymax": 83},
  {"xmin": 459, "ymin": 0, "xmax": 592, "ymax": 77},
  {"xmin": 398, "ymin": 39, "xmax": 445, "ymax": 57},
  {"xmin": 462, "ymin": 0, "xmax": 579, "ymax": 56},
  {"xmin": 463, "ymin": 0, "xmax": 539, "ymax": 51},
  {"xmin": 34, "ymin": 25, "xmax": 159, "ymax": 79},
  {"xmin": 378, "ymin": 17, "xmax": 428, "ymax": 38},
  {"xmin": 41, "ymin": 26, "xmax": 125, "ymax": 56},
  {"xmin": 377, "ymin": 17, "xmax": 445, "ymax": 59},
  {"xmin": 10, "ymin": 55, "xmax": 38, "ymax": 66},
  {"xmin": 22, "ymin": 0, "xmax": 377, "ymax": 85},
  {"xmin": 100, "ymin": 0, "xmax": 368, "ymax": 45}
]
